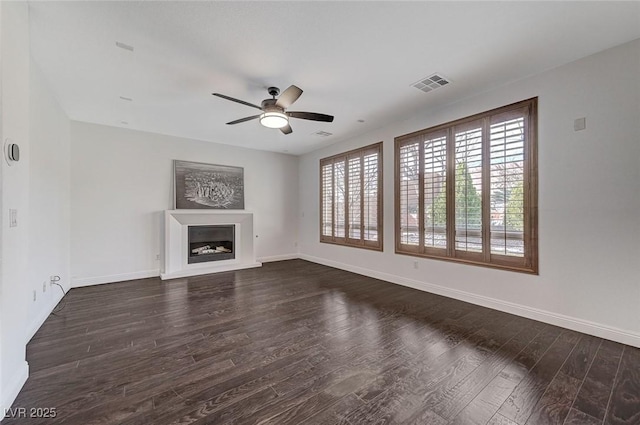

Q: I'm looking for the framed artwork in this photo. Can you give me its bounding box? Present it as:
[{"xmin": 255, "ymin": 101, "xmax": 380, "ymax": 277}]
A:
[{"xmin": 174, "ymin": 160, "xmax": 244, "ymax": 209}]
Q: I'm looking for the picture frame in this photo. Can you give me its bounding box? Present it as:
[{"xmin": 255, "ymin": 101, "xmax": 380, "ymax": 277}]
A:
[{"xmin": 174, "ymin": 160, "xmax": 245, "ymax": 210}]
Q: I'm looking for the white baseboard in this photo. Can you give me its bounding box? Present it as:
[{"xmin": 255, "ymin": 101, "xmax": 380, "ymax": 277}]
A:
[
  {"xmin": 299, "ymin": 253, "xmax": 640, "ymax": 348},
  {"xmin": 70, "ymin": 254, "xmax": 298, "ymax": 287},
  {"xmin": 71, "ymin": 269, "xmax": 160, "ymax": 288},
  {"xmin": 258, "ymin": 253, "xmax": 299, "ymax": 263},
  {"xmin": 1, "ymin": 361, "xmax": 28, "ymax": 414},
  {"xmin": 160, "ymin": 262, "xmax": 262, "ymax": 280}
]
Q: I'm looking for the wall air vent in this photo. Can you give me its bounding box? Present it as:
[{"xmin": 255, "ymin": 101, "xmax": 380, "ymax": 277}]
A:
[
  {"xmin": 411, "ymin": 73, "xmax": 451, "ymax": 93},
  {"xmin": 313, "ymin": 131, "xmax": 333, "ymax": 137}
]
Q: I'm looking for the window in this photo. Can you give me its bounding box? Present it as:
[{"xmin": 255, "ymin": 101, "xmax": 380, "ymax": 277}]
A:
[
  {"xmin": 395, "ymin": 98, "xmax": 538, "ymax": 273},
  {"xmin": 321, "ymin": 142, "xmax": 383, "ymax": 250}
]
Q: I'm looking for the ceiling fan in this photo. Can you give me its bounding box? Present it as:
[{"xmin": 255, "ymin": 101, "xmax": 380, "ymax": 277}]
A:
[{"xmin": 212, "ymin": 85, "xmax": 334, "ymax": 135}]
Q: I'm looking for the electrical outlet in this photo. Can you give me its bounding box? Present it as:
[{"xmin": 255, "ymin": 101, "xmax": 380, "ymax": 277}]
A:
[
  {"xmin": 43, "ymin": 281, "xmax": 47, "ymax": 292},
  {"xmin": 9, "ymin": 209, "xmax": 18, "ymax": 227},
  {"xmin": 33, "ymin": 290, "xmax": 36, "ymax": 301},
  {"xmin": 413, "ymin": 260, "xmax": 419, "ymax": 269},
  {"xmin": 155, "ymin": 254, "xmax": 160, "ymax": 261}
]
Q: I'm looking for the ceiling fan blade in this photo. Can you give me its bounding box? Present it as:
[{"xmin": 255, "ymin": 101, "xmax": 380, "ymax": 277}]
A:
[
  {"xmin": 276, "ymin": 85, "xmax": 303, "ymax": 109},
  {"xmin": 212, "ymin": 93, "xmax": 263, "ymax": 111},
  {"xmin": 287, "ymin": 111, "xmax": 334, "ymax": 122},
  {"xmin": 280, "ymin": 124, "xmax": 293, "ymax": 135},
  {"xmin": 226, "ymin": 115, "xmax": 261, "ymax": 125}
]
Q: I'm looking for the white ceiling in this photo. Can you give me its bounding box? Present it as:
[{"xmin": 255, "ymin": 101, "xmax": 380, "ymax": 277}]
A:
[{"xmin": 28, "ymin": 1, "xmax": 640, "ymax": 155}]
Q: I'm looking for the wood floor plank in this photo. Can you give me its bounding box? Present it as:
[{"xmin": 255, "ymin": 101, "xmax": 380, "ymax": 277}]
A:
[
  {"xmin": 524, "ymin": 371, "xmax": 581, "ymax": 425},
  {"xmin": 250, "ymin": 347, "xmax": 412, "ymax": 425},
  {"xmin": 4, "ymin": 260, "xmax": 637, "ymax": 425},
  {"xmin": 573, "ymin": 339, "xmax": 625, "ymax": 421},
  {"xmin": 300, "ymin": 393, "xmax": 364, "ymax": 425},
  {"xmin": 408, "ymin": 320, "xmax": 531, "ymax": 422},
  {"xmin": 488, "ymin": 413, "xmax": 520, "ymax": 425},
  {"xmin": 564, "ymin": 407, "xmax": 602, "ymax": 425},
  {"xmin": 496, "ymin": 330, "xmax": 581, "ymax": 423},
  {"xmin": 450, "ymin": 372, "xmax": 518, "ymax": 425},
  {"xmin": 342, "ymin": 312, "xmax": 506, "ymax": 424},
  {"xmin": 430, "ymin": 321, "xmax": 541, "ymax": 421},
  {"xmin": 604, "ymin": 346, "xmax": 640, "ymax": 425},
  {"xmin": 559, "ymin": 334, "xmax": 601, "ymax": 381},
  {"xmin": 182, "ymin": 386, "xmax": 280, "ymax": 425},
  {"xmin": 120, "ymin": 347, "xmax": 322, "ymax": 425},
  {"xmin": 450, "ymin": 324, "xmax": 558, "ymax": 425}
]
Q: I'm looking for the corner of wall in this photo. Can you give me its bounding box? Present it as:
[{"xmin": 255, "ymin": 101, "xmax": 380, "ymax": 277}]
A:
[{"xmin": 1, "ymin": 0, "xmax": 31, "ymax": 411}]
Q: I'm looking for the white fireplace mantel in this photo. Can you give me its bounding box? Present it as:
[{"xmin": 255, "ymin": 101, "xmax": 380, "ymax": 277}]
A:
[{"xmin": 161, "ymin": 210, "xmax": 261, "ymax": 280}]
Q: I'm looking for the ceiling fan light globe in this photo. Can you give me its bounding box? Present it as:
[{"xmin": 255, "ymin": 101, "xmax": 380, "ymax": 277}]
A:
[{"xmin": 260, "ymin": 112, "xmax": 288, "ymax": 129}]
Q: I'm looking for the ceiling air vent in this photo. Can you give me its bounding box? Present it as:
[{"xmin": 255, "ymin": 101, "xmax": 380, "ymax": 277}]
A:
[
  {"xmin": 313, "ymin": 131, "xmax": 333, "ymax": 137},
  {"xmin": 115, "ymin": 41, "xmax": 134, "ymax": 52},
  {"xmin": 411, "ymin": 73, "xmax": 451, "ymax": 93}
]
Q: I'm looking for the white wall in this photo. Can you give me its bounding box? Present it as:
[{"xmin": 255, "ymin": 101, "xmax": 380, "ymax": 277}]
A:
[
  {"xmin": 298, "ymin": 39, "xmax": 640, "ymax": 347},
  {"xmin": 70, "ymin": 122, "xmax": 299, "ymax": 286},
  {"xmin": 0, "ymin": 3, "xmax": 71, "ymax": 411},
  {"xmin": 0, "ymin": 0, "xmax": 5, "ymax": 410},
  {"xmin": 27, "ymin": 62, "xmax": 71, "ymax": 340},
  {"xmin": 1, "ymin": 1, "xmax": 31, "ymax": 411}
]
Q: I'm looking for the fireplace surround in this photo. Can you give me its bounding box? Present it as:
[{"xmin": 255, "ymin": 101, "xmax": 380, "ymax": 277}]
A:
[{"xmin": 161, "ymin": 210, "xmax": 261, "ymax": 280}]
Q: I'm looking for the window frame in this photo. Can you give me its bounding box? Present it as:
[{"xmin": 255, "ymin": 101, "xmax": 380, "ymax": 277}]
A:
[
  {"xmin": 394, "ymin": 98, "xmax": 538, "ymax": 274},
  {"xmin": 320, "ymin": 142, "xmax": 384, "ymax": 251}
]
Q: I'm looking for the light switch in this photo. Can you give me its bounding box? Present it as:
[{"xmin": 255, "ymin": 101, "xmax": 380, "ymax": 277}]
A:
[
  {"xmin": 574, "ymin": 117, "xmax": 586, "ymax": 131},
  {"xmin": 9, "ymin": 209, "xmax": 17, "ymax": 227}
]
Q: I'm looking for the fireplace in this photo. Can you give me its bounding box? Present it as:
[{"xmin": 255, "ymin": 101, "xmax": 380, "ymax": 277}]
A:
[
  {"xmin": 188, "ymin": 225, "xmax": 235, "ymax": 264},
  {"xmin": 162, "ymin": 210, "xmax": 260, "ymax": 280}
]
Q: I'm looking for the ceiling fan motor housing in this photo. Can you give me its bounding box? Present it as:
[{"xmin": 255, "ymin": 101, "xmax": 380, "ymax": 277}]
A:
[{"xmin": 261, "ymin": 98, "xmax": 282, "ymax": 113}]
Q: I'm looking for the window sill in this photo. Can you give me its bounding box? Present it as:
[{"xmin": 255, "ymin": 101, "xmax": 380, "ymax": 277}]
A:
[
  {"xmin": 395, "ymin": 248, "xmax": 538, "ymax": 275},
  {"xmin": 320, "ymin": 239, "xmax": 383, "ymax": 252}
]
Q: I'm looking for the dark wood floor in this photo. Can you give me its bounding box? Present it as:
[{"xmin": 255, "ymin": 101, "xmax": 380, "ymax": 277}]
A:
[{"xmin": 6, "ymin": 260, "xmax": 640, "ymax": 425}]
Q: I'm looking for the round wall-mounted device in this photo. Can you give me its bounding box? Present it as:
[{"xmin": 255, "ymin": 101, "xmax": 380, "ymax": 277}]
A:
[
  {"xmin": 8, "ymin": 144, "xmax": 20, "ymax": 161},
  {"xmin": 4, "ymin": 140, "xmax": 20, "ymax": 165}
]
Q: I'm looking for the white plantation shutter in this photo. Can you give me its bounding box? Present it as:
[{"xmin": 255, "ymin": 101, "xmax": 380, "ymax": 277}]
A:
[
  {"xmin": 490, "ymin": 113, "xmax": 526, "ymax": 257},
  {"xmin": 398, "ymin": 142, "xmax": 420, "ymax": 247},
  {"xmin": 320, "ymin": 143, "xmax": 383, "ymax": 250},
  {"xmin": 423, "ymin": 134, "xmax": 448, "ymax": 250},
  {"xmin": 395, "ymin": 98, "xmax": 537, "ymax": 273},
  {"xmin": 321, "ymin": 163, "xmax": 333, "ymax": 237},
  {"xmin": 454, "ymin": 123, "xmax": 483, "ymax": 254},
  {"xmin": 363, "ymin": 152, "xmax": 379, "ymax": 241},
  {"xmin": 347, "ymin": 156, "xmax": 362, "ymax": 240},
  {"xmin": 334, "ymin": 160, "xmax": 346, "ymax": 238}
]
